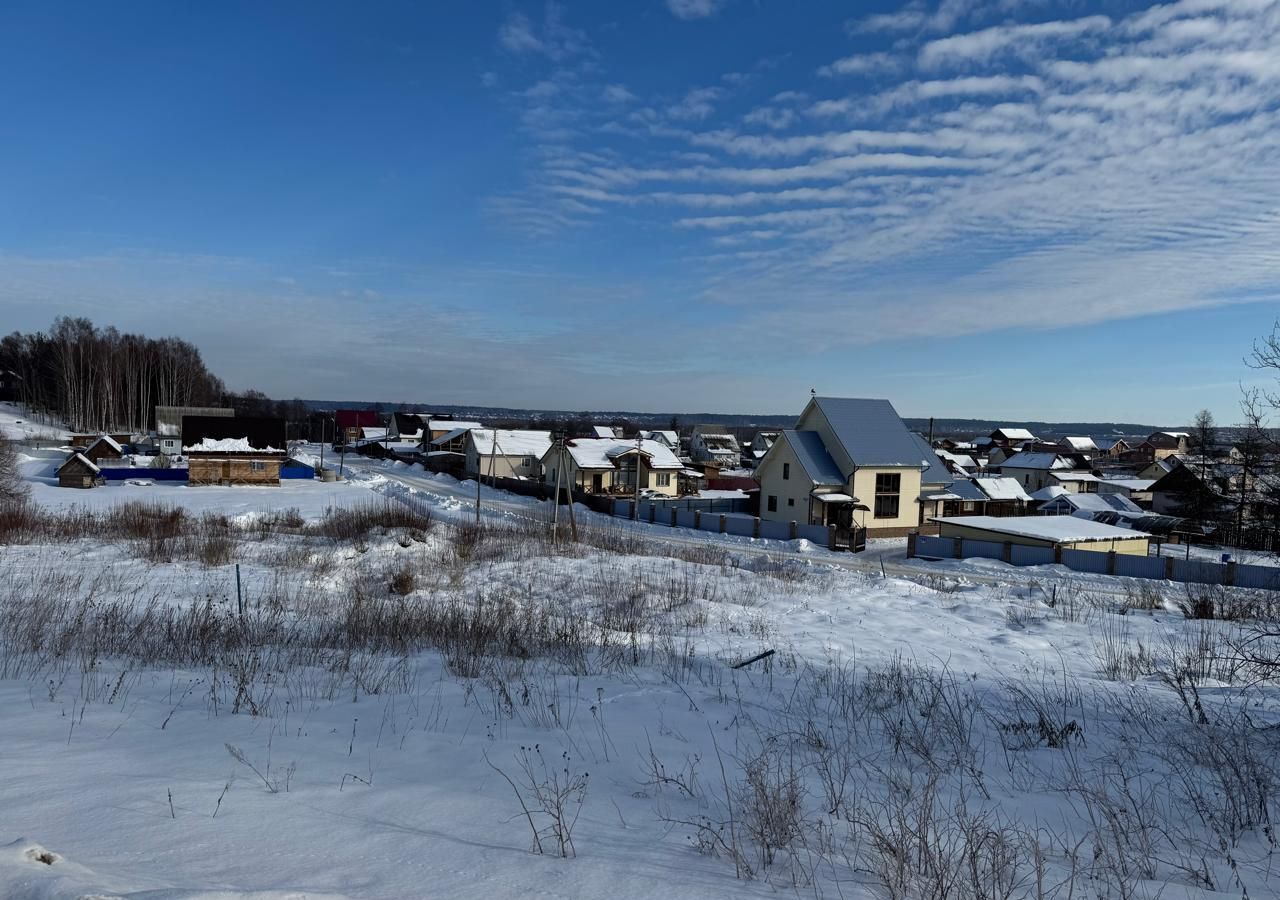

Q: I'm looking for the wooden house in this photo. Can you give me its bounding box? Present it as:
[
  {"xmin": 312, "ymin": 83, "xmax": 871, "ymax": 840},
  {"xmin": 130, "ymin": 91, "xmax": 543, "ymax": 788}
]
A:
[
  {"xmin": 82, "ymin": 435, "xmax": 125, "ymax": 464},
  {"xmin": 541, "ymin": 438, "xmax": 684, "ymax": 496},
  {"xmin": 182, "ymin": 416, "xmax": 287, "ymax": 485},
  {"xmin": 57, "ymin": 453, "xmax": 102, "ymax": 489},
  {"xmin": 70, "ymin": 433, "xmax": 131, "ymax": 449}
]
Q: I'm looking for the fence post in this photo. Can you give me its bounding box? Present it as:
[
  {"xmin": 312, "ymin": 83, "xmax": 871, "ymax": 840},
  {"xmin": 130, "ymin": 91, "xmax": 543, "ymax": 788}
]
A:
[
  {"xmin": 1054, "ymin": 546, "xmax": 1063, "ymax": 565},
  {"xmin": 753, "ymin": 517, "xmax": 761, "ymax": 538},
  {"xmin": 694, "ymin": 510, "xmax": 702, "ymax": 529},
  {"xmin": 1106, "ymin": 551, "xmax": 1117, "ymax": 576},
  {"xmin": 1002, "ymin": 541, "xmax": 1012, "ymax": 563},
  {"xmin": 1224, "ymin": 561, "xmax": 1236, "ymax": 587},
  {"xmin": 828, "ymin": 524, "xmax": 838, "ymax": 551},
  {"xmin": 719, "ymin": 514, "xmax": 727, "ymax": 534},
  {"xmin": 1164, "ymin": 556, "xmax": 1175, "ymax": 580},
  {"xmin": 789, "ymin": 520, "xmax": 798, "ymax": 540},
  {"xmin": 952, "ymin": 537, "xmax": 963, "ymax": 559},
  {"xmin": 906, "ymin": 532, "xmax": 917, "ymax": 558},
  {"xmin": 671, "ymin": 508, "xmax": 678, "ymax": 528},
  {"xmin": 649, "ymin": 504, "xmax": 656, "ymax": 524}
]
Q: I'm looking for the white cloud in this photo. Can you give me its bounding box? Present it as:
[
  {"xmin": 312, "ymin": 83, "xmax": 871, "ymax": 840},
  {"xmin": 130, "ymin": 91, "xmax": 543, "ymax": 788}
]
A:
[
  {"xmin": 667, "ymin": 87, "xmax": 725, "ymax": 121},
  {"xmin": 496, "ymin": 4, "xmax": 592, "ymax": 61},
  {"xmin": 817, "ymin": 52, "xmax": 902, "ymax": 77},
  {"xmin": 919, "ymin": 15, "xmax": 1112, "ymax": 67},
  {"xmin": 602, "ymin": 84, "xmax": 637, "ymax": 104},
  {"xmin": 666, "ymin": 0, "xmax": 726, "ymax": 20}
]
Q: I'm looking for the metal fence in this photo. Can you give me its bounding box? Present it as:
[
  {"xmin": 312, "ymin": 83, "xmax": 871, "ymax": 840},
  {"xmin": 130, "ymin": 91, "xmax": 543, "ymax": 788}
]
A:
[
  {"xmin": 607, "ymin": 498, "xmax": 844, "ymax": 550},
  {"xmin": 913, "ymin": 533, "xmax": 1280, "ymax": 588}
]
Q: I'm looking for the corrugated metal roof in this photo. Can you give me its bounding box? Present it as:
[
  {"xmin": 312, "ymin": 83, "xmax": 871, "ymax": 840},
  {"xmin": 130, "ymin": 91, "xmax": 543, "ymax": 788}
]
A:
[
  {"xmin": 810, "ymin": 397, "xmax": 927, "ymax": 468},
  {"xmin": 782, "ymin": 430, "xmax": 845, "ymax": 486},
  {"xmin": 912, "ymin": 433, "xmax": 953, "ymax": 487}
]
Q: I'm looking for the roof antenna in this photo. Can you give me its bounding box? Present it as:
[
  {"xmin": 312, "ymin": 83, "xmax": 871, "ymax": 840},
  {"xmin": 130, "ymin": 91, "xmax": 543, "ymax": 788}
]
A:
[{"xmin": 810, "ymin": 387, "xmax": 816, "ymax": 397}]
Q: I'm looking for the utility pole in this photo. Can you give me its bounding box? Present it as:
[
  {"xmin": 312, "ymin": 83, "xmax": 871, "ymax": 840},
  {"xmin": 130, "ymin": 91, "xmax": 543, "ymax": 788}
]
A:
[
  {"xmin": 632, "ymin": 432, "xmax": 643, "ymax": 519},
  {"xmin": 318, "ymin": 415, "xmax": 326, "ymax": 472},
  {"xmin": 550, "ymin": 432, "xmax": 578, "ymax": 542}
]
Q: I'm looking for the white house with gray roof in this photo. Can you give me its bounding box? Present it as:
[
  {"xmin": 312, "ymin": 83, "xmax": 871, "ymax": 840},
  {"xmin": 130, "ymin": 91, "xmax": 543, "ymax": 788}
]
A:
[{"xmin": 755, "ymin": 396, "xmax": 952, "ymax": 538}]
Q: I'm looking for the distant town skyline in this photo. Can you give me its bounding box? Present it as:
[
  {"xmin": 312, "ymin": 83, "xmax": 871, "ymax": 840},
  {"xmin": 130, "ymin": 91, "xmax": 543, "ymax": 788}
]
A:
[{"xmin": 2, "ymin": 1, "xmax": 1278, "ymax": 424}]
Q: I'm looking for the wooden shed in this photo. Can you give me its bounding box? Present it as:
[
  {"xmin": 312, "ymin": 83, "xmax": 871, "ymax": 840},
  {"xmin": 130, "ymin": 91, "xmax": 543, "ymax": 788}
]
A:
[
  {"xmin": 57, "ymin": 453, "xmax": 102, "ymax": 489},
  {"xmin": 182, "ymin": 416, "xmax": 287, "ymax": 486},
  {"xmin": 82, "ymin": 435, "xmax": 125, "ymax": 464}
]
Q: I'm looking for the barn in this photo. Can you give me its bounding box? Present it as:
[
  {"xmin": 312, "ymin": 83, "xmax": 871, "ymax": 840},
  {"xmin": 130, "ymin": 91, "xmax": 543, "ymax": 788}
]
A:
[
  {"xmin": 931, "ymin": 515, "xmax": 1152, "ymax": 555},
  {"xmin": 82, "ymin": 435, "xmax": 125, "ymax": 464},
  {"xmin": 57, "ymin": 453, "xmax": 102, "ymax": 489},
  {"xmin": 182, "ymin": 416, "xmax": 287, "ymax": 486}
]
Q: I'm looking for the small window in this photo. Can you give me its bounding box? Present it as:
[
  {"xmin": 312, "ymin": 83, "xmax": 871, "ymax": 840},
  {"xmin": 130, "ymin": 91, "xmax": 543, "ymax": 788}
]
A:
[
  {"xmin": 521, "ymin": 458, "xmax": 531, "ymax": 469},
  {"xmin": 787, "ymin": 497, "xmax": 795, "ymax": 507},
  {"xmin": 782, "ymin": 462, "xmax": 790, "ymax": 480},
  {"xmin": 657, "ymin": 473, "xmax": 671, "ymax": 487},
  {"xmin": 767, "ymin": 495, "xmax": 777, "ymax": 512},
  {"xmin": 250, "ymin": 461, "xmax": 266, "ymax": 472}
]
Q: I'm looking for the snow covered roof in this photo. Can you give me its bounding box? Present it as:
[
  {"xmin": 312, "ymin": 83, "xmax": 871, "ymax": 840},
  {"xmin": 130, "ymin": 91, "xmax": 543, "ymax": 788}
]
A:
[
  {"xmin": 429, "ymin": 420, "xmax": 482, "ymax": 432},
  {"xmin": 937, "ymin": 450, "xmax": 978, "ymax": 469},
  {"xmin": 1042, "ymin": 493, "xmax": 1142, "ymax": 514},
  {"xmin": 812, "ymin": 492, "xmax": 857, "ymax": 503},
  {"xmin": 1058, "ymin": 436, "xmax": 1098, "ymax": 452},
  {"xmin": 1101, "ymin": 478, "xmax": 1156, "ymax": 491},
  {"xmin": 639, "ymin": 430, "xmax": 679, "ymax": 447},
  {"xmin": 469, "ymin": 429, "xmax": 552, "ymax": 458},
  {"xmin": 999, "ymin": 452, "xmax": 1074, "ymax": 471},
  {"xmin": 1050, "ymin": 472, "xmax": 1101, "ymax": 483},
  {"xmin": 88, "ymin": 434, "xmax": 123, "ymax": 454},
  {"xmin": 591, "ymin": 425, "xmax": 616, "ymax": 439},
  {"xmin": 932, "ymin": 515, "xmax": 1151, "ymax": 543},
  {"xmin": 1029, "ymin": 485, "xmax": 1069, "ymax": 502},
  {"xmin": 184, "ymin": 437, "xmax": 283, "ymax": 453},
  {"xmin": 58, "ymin": 452, "xmax": 100, "ymax": 475},
  {"xmin": 972, "ymin": 476, "xmax": 1033, "ymax": 502},
  {"xmin": 182, "ymin": 416, "xmax": 286, "ymax": 454},
  {"xmin": 780, "ymin": 430, "xmax": 845, "ymax": 486},
  {"xmin": 991, "ymin": 427, "xmax": 1035, "ymax": 441},
  {"xmin": 557, "ymin": 438, "xmax": 683, "ymax": 470},
  {"xmin": 429, "ymin": 427, "xmax": 470, "ymax": 446}
]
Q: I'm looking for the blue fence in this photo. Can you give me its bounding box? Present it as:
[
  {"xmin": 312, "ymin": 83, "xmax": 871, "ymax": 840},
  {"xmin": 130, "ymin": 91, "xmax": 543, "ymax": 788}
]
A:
[
  {"xmin": 99, "ymin": 467, "xmax": 189, "ymax": 482},
  {"xmin": 606, "ymin": 498, "xmax": 837, "ymax": 549},
  {"xmin": 281, "ymin": 464, "xmax": 315, "ymax": 480},
  {"xmin": 912, "ymin": 533, "xmax": 1280, "ymax": 589}
]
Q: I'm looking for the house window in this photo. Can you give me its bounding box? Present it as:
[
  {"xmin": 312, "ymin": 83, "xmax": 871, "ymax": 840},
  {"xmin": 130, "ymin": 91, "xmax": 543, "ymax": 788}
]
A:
[
  {"xmin": 874, "ymin": 472, "xmax": 901, "ymax": 519},
  {"xmin": 250, "ymin": 461, "xmax": 266, "ymax": 472},
  {"xmin": 783, "ymin": 462, "xmax": 790, "ymax": 480},
  {"xmin": 787, "ymin": 497, "xmax": 795, "ymax": 507},
  {"xmin": 656, "ymin": 473, "xmax": 671, "ymax": 487},
  {"xmin": 520, "ymin": 458, "xmax": 531, "ymax": 469},
  {"xmin": 767, "ymin": 495, "xmax": 777, "ymax": 513}
]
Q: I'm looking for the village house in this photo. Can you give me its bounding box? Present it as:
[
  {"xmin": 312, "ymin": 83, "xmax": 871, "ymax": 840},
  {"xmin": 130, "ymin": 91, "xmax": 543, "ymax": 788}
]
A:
[
  {"xmin": 541, "ymin": 437, "xmax": 683, "ymax": 497},
  {"xmin": 1140, "ymin": 431, "xmax": 1191, "ymax": 461},
  {"xmin": 1056, "ymin": 436, "xmax": 1099, "ymax": 455},
  {"xmin": 746, "ymin": 431, "xmax": 780, "ymax": 467},
  {"xmin": 465, "ymin": 429, "xmax": 552, "ymax": 480},
  {"xmin": 988, "ymin": 427, "xmax": 1037, "ymax": 449},
  {"xmin": 638, "ymin": 430, "xmax": 680, "ymax": 451},
  {"xmin": 1095, "ymin": 438, "xmax": 1133, "ymax": 458},
  {"xmin": 182, "ymin": 416, "xmax": 288, "ymax": 485},
  {"xmin": 70, "ymin": 432, "xmax": 132, "ymax": 449},
  {"xmin": 1049, "ymin": 471, "xmax": 1102, "ymax": 493},
  {"xmin": 755, "ymin": 396, "xmax": 951, "ymax": 539},
  {"xmin": 935, "ymin": 449, "xmax": 980, "ymax": 475},
  {"xmin": 689, "ymin": 425, "xmax": 742, "ymax": 467},
  {"xmin": 1037, "ymin": 491, "xmax": 1143, "ymax": 516},
  {"xmin": 155, "ymin": 405, "xmax": 233, "ymax": 456},
  {"xmin": 996, "ymin": 451, "xmax": 1078, "ymax": 492},
  {"xmin": 1097, "ymin": 478, "xmax": 1156, "ymax": 509},
  {"xmin": 332, "ymin": 410, "xmax": 387, "ymax": 445},
  {"xmin": 56, "ymin": 452, "xmax": 102, "ymax": 489},
  {"xmin": 428, "ymin": 425, "xmax": 474, "ymax": 455},
  {"xmin": 81, "ymin": 434, "xmax": 125, "ymax": 464},
  {"xmin": 923, "ymin": 476, "xmax": 1030, "ymax": 518},
  {"xmin": 427, "ymin": 418, "xmax": 484, "ymax": 443}
]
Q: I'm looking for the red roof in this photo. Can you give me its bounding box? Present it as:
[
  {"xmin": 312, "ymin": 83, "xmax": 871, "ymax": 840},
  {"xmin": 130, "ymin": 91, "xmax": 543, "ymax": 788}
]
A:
[{"xmin": 335, "ymin": 410, "xmax": 383, "ymax": 429}]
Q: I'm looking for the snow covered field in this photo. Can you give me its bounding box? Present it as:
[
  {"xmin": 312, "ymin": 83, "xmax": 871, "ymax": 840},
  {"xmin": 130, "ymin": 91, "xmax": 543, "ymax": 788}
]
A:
[{"xmin": 2, "ymin": 444, "xmax": 1280, "ymax": 898}]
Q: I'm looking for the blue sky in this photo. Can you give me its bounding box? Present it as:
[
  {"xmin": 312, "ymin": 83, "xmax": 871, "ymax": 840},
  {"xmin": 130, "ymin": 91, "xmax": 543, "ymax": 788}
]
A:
[{"xmin": 1, "ymin": 0, "xmax": 1278, "ymax": 424}]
